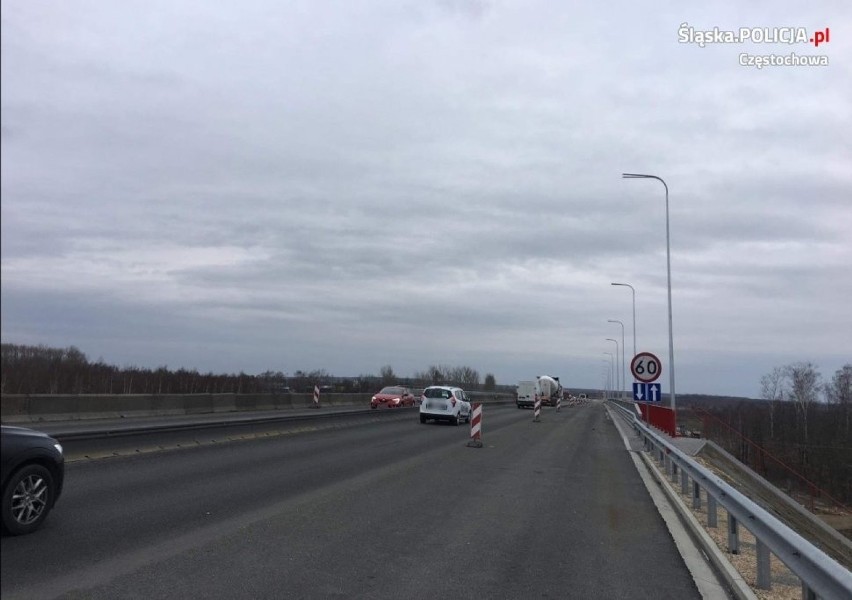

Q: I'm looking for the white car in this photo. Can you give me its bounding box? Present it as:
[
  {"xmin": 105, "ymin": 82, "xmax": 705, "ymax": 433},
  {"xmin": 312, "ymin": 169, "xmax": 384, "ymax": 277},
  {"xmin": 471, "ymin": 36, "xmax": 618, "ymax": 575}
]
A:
[{"xmin": 419, "ymin": 386, "xmax": 471, "ymax": 426}]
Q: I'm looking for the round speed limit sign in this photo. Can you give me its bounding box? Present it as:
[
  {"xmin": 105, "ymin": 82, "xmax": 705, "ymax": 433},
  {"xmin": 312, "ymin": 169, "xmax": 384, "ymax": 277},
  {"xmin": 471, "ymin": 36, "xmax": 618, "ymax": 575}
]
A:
[{"xmin": 631, "ymin": 352, "xmax": 662, "ymax": 383}]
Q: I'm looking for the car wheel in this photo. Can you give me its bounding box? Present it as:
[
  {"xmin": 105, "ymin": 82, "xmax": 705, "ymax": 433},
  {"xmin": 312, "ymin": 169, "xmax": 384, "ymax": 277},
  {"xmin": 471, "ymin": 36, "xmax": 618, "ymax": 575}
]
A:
[
  {"xmin": 420, "ymin": 415, "xmax": 426, "ymax": 424},
  {"xmin": 451, "ymin": 414, "xmax": 460, "ymax": 426},
  {"xmin": 2, "ymin": 464, "xmax": 55, "ymax": 536}
]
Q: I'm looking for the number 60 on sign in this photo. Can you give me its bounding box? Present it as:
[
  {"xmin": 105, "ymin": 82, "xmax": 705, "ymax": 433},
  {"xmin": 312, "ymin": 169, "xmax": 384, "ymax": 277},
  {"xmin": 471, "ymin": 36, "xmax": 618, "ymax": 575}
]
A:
[{"xmin": 631, "ymin": 352, "xmax": 662, "ymax": 383}]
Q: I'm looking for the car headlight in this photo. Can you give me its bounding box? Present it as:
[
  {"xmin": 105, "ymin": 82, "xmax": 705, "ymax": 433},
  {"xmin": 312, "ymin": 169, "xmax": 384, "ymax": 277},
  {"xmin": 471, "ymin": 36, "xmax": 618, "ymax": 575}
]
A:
[
  {"xmin": 54, "ymin": 443, "xmax": 63, "ymax": 455},
  {"xmin": 371, "ymin": 396, "xmax": 376, "ymax": 402}
]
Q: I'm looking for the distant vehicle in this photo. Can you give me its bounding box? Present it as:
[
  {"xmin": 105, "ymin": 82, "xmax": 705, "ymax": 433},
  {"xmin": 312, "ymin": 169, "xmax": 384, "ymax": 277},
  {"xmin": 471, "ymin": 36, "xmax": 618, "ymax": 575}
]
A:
[
  {"xmin": 516, "ymin": 380, "xmax": 536, "ymax": 409},
  {"xmin": 579, "ymin": 393, "xmax": 588, "ymax": 400},
  {"xmin": 536, "ymin": 375, "xmax": 562, "ymax": 407},
  {"xmin": 419, "ymin": 386, "xmax": 471, "ymax": 425},
  {"xmin": 371, "ymin": 386, "xmax": 415, "ymax": 409},
  {"xmin": 1, "ymin": 425, "xmax": 65, "ymax": 536}
]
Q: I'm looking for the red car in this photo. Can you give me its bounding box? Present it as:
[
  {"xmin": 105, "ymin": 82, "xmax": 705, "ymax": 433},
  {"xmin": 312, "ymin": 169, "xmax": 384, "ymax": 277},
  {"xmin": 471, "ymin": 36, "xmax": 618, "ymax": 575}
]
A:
[{"xmin": 370, "ymin": 386, "xmax": 415, "ymax": 409}]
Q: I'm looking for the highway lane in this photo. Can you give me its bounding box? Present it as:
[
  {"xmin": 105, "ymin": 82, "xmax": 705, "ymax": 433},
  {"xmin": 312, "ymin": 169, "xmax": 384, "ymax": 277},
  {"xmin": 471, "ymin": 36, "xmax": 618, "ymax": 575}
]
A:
[{"xmin": 1, "ymin": 402, "xmax": 702, "ymax": 599}]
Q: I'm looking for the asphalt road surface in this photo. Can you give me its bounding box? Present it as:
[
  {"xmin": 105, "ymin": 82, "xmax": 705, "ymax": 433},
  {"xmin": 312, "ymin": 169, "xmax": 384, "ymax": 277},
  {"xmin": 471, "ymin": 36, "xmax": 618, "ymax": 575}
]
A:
[{"xmin": 2, "ymin": 402, "xmax": 701, "ymax": 599}]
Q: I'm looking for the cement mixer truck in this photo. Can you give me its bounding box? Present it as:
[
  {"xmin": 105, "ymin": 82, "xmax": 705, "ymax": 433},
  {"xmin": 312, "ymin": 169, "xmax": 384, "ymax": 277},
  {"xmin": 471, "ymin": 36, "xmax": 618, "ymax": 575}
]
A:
[{"xmin": 536, "ymin": 375, "xmax": 563, "ymax": 407}]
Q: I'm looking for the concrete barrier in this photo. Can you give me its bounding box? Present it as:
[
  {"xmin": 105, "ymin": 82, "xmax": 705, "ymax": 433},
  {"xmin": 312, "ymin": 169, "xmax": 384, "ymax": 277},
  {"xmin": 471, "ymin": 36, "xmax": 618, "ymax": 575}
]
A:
[
  {"xmin": 1, "ymin": 395, "xmax": 28, "ymax": 419},
  {"xmin": 273, "ymin": 394, "xmax": 295, "ymax": 410},
  {"xmin": 0, "ymin": 393, "xmax": 371, "ymax": 423},
  {"xmin": 211, "ymin": 394, "xmax": 237, "ymax": 414},
  {"xmin": 0, "ymin": 391, "xmax": 515, "ymax": 423}
]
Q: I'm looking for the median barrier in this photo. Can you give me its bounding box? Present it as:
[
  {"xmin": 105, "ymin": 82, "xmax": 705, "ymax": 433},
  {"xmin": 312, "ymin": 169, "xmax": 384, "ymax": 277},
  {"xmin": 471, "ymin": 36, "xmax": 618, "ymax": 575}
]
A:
[
  {"xmin": 235, "ymin": 394, "xmax": 265, "ymax": 412},
  {"xmin": 117, "ymin": 395, "xmax": 166, "ymax": 419},
  {"xmin": 467, "ymin": 392, "xmax": 515, "ymax": 405},
  {"xmin": 0, "ymin": 395, "xmax": 27, "ymax": 420},
  {"xmin": 293, "ymin": 393, "xmax": 317, "ymax": 409},
  {"xmin": 272, "ymin": 394, "xmax": 295, "ymax": 410},
  {"xmin": 0, "ymin": 392, "xmax": 510, "ymax": 423},
  {"xmin": 211, "ymin": 394, "xmax": 238, "ymax": 413},
  {"xmin": 1, "ymin": 393, "xmax": 365, "ymax": 422},
  {"xmin": 328, "ymin": 393, "xmax": 370, "ymax": 408},
  {"xmin": 182, "ymin": 394, "xmax": 216, "ymax": 415},
  {"xmin": 77, "ymin": 394, "xmax": 173, "ymax": 420},
  {"xmin": 28, "ymin": 395, "xmax": 83, "ymax": 421}
]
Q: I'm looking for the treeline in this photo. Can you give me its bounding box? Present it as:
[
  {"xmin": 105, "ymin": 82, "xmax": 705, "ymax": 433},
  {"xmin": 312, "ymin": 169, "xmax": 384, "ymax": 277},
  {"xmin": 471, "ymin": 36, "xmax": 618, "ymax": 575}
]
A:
[
  {"xmin": 0, "ymin": 343, "xmax": 503, "ymax": 395},
  {"xmin": 682, "ymin": 362, "xmax": 851, "ymax": 506}
]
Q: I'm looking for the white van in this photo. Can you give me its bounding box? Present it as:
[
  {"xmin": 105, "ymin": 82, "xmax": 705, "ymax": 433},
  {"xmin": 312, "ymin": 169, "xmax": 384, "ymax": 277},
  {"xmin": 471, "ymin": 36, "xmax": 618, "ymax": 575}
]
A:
[{"xmin": 516, "ymin": 381, "xmax": 535, "ymax": 409}]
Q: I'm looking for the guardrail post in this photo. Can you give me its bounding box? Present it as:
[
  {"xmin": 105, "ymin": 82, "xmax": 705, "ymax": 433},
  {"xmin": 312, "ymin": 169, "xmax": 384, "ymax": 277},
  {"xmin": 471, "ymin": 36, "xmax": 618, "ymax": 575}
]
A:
[
  {"xmin": 670, "ymin": 461, "xmax": 678, "ymax": 483},
  {"xmin": 692, "ymin": 481, "xmax": 701, "ymax": 509},
  {"xmin": 707, "ymin": 495, "xmax": 717, "ymax": 528},
  {"xmin": 681, "ymin": 469, "xmax": 689, "ymax": 495},
  {"xmin": 756, "ymin": 539, "xmax": 771, "ymax": 590},
  {"xmin": 728, "ymin": 513, "xmax": 739, "ymax": 554},
  {"xmin": 802, "ymin": 581, "xmax": 817, "ymax": 600},
  {"xmin": 533, "ymin": 397, "xmax": 541, "ymax": 423}
]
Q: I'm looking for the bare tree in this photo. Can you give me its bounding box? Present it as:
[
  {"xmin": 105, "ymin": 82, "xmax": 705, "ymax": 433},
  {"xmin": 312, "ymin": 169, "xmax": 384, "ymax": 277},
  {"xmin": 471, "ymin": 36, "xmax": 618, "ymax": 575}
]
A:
[
  {"xmin": 825, "ymin": 364, "xmax": 851, "ymax": 437},
  {"xmin": 456, "ymin": 366, "xmax": 480, "ymax": 386},
  {"xmin": 427, "ymin": 365, "xmax": 446, "ymax": 383},
  {"xmin": 760, "ymin": 366, "xmax": 786, "ymax": 439},
  {"xmin": 785, "ymin": 362, "xmax": 822, "ymax": 445},
  {"xmin": 380, "ymin": 364, "xmax": 396, "ymax": 385},
  {"xmin": 484, "ymin": 373, "xmax": 496, "ymax": 391}
]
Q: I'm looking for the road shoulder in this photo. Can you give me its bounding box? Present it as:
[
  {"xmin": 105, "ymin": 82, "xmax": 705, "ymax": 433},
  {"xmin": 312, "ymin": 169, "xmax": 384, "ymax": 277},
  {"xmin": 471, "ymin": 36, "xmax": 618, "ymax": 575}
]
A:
[{"xmin": 605, "ymin": 403, "xmax": 744, "ymax": 600}]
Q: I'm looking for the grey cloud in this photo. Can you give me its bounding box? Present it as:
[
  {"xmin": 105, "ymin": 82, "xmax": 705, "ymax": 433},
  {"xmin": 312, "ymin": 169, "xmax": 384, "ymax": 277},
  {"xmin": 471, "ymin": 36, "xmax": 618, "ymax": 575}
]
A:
[{"xmin": 2, "ymin": 1, "xmax": 850, "ymax": 395}]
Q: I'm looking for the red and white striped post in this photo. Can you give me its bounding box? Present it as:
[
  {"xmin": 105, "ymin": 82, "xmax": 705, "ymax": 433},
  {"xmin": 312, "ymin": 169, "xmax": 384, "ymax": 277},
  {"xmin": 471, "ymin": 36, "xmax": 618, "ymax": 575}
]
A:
[
  {"xmin": 467, "ymin": 403, "xmax": 483, "ymax": 448},
  {"xmin": 556, "ymin": 395, "xmax": 562, "ymax": 412},
  {"xmin": 313, "ymin": 385, "xmax": 320, "ymax": 408},
  {"xmin": 534, "ymin": 396, "xmax": 541, "ymax": 422}
]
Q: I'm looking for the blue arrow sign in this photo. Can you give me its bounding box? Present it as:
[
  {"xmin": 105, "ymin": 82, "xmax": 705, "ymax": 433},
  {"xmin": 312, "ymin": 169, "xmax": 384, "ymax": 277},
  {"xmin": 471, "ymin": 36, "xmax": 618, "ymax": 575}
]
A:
[
  {"xmin": 632, "ymin": 382, "xmax": 647, "ymax": 401},
  {"xmin": 648, "ymin": 383, "xmax": 661, "ymax": 402}
]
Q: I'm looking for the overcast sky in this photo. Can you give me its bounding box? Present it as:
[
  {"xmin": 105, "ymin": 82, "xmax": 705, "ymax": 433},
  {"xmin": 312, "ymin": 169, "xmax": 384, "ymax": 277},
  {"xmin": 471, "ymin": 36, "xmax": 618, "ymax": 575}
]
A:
[{"xmin": 2, "ymin": 1, "xmax": 850, "ymax": 397}]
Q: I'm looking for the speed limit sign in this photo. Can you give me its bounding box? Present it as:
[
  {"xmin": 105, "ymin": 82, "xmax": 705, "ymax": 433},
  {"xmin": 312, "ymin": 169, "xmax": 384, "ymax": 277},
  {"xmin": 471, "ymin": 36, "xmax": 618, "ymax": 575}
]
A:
[{"xmin": 631, "ymin": 352, "xmax": 662, "ymax": 383}]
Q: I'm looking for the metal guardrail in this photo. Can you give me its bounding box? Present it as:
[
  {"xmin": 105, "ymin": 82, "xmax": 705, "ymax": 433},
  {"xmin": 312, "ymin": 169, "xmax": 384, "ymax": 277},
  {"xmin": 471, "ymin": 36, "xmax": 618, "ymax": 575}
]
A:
[{"xmin": 608, "ymin": 401, "xmax": 852, "ymax": 600}]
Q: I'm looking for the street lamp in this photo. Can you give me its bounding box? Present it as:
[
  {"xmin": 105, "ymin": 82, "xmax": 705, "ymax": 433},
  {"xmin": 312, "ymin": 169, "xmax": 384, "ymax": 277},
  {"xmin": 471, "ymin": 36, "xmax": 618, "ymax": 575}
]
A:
[
  {"xmin": 608, "ymin": 319, "xmax": 626, "ymax": 401},
  {"xmin": 603, "ymin": 352, "xmax": 614, "ymax": 400},
  {"xmin": 622, "ymin": 173, "xmax": 677, "ymax": 417},
  {"xmin": 600, "ymin": 359, "xmax": 611, "ymax": 400},
  {"xmin": 611, "ymin": 282, "xmax": 636, "ymax": 358},
  {"xmin": 605, "ymin": 339, "xmax": 619, "ymax": 399}
]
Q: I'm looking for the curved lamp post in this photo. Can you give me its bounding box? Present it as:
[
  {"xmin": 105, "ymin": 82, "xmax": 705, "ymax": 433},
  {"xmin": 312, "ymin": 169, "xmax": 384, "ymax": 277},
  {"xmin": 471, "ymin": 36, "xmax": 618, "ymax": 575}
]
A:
[
  {"xmin": 622, "ymin": 173, "xmax": 676, "ymax": 418},
  {"xmin": 603, "ymin": 352, "xmax": 614, "ymax": 400},
  {"xmin": 611, "ymin": 282, "xmax": 636, "ymax": 358},
  {"xmin": 600, "ymin": 359, "xmax": 611, "ymax": 400},
  {"xmin": 605, "ymin": 339, "xmax": 619, "ymax": 400},
  {"xmin": 608, "ymin": 320, "xmax": 626, "ymax": 401}
]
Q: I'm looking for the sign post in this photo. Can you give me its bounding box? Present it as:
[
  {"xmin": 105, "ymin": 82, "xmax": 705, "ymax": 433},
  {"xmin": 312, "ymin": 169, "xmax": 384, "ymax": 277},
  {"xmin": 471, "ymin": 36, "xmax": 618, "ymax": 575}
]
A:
[{"xmin": 631, "ymin": 352, "xmax": 662, "ymax": 423}]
